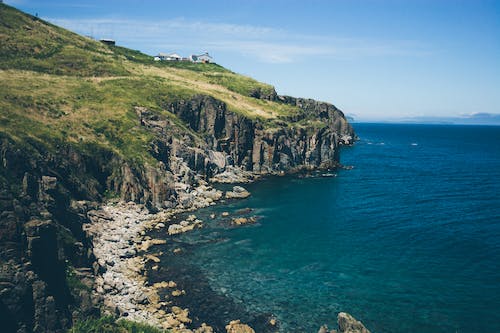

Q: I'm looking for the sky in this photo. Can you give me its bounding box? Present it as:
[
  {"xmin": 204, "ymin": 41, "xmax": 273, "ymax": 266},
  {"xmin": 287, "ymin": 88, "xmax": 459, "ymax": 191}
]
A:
[{"xmin": 5, "ymin": 0, "xmax": 500, "ymax": 121}]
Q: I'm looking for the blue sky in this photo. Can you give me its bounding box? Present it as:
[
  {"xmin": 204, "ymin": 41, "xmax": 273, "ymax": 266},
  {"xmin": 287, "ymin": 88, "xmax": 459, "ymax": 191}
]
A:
[{"xmin": 6, "ymin": 0, "xmax": 500, "ymax": 121}]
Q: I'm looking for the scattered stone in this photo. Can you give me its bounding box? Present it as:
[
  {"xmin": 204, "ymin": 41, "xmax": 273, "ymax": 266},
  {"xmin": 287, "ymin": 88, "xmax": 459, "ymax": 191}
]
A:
[
  {"xmin": 171, "ymin": 306, "xmax": 183, "ymax": 315},
  {"xmin": 236, "ymin": 208, "xmax": 253, "ymax": 214},
  {"xmin": 168, "ymin": 224, "xmax": 184, "ymax": 235},
  {"xmin": 163, "ymin": 316, "xmax": 180, "ymax": 329},
  {"xmin": 269, "ymin": 318, "xmax": 277, "ymax": 326},
  {"xmin": 209, "ymin": 167, "xmax": 256, "ymax": 183},
  {"xmin": 152, "ymin": 281, "xmax": 170, "ymax": 289},
  {"xmin": 222, "ymin": 212, "xmax": 230, "ymax": 217},
  {"xmin": 171, "ymin": 289, "xmax": 185, "ymax": 297},
  {"xmin": 145, "ymin": 254, "xmax": 161, "ymax": 263},
  {"xmin": 86, "ymin": 203, "xmax": 164, "ymax": 325},
  {"xmin": 120, "ymin": 248, "xmax": 136, "ymax": 258},
  {"xmin": 168, "ymin": 218, "xmax": 203, "ymax": 235},
  {"xmin": 210, "ymin": 213, "xmax": 216, "ymax": 219},
  {"xmin": 194, "ymin": 323, "xmax": 214, "ymax": 333},
  {"xmin": 137, "ymin": 239, "xmax": 166, "ymax": 252},
  {"xmin": 231, "ymin": 217, "xmax": 257, "ymax": 226},
  {"xmin": 173, "ymin": 248, "xmax": 182, "ymax": 254},
  {"xmin": 135, "ymin": 293, "xmax": 148, "ymax": 305},
  {"xmin": 171, "ymin": 306, "xmax": 191, "ymax": 324}
]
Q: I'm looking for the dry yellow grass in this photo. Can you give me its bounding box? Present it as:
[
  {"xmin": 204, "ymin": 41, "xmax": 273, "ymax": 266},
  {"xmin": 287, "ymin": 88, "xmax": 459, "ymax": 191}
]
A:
[{"xmin": 134, "ymin": 64, "xmax": 278, "ymax": 119}]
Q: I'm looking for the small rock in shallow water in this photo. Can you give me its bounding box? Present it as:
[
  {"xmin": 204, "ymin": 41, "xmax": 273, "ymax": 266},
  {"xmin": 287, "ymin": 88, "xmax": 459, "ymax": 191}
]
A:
[
  {"xmin": 231, "ymin": 217, "xmax": 256, "ymax": 226},
  {"xmin": 168, "ymin": 224, "xmax": 184, "ymax": 235},
  {"xmin": 225, "ymin": 320, "xmax": 255, "ymax": 333},
  {"xmin": 337, "ymin": 312, "xmax": 370, "ymax": 333},
  {"xmin": 225, "ymin": 186, "xmax": 251, "ymax": 199},
  {"xmin": 194, "ymin": 323, "xmax": 214, "ymax": 333},
  {"xmin": 171, "ymin": 289, "xmax": 185, "ymax": 297},
  {"xmin": 145, "ymin": 254, "xmax": 161, "ymax": 263}
]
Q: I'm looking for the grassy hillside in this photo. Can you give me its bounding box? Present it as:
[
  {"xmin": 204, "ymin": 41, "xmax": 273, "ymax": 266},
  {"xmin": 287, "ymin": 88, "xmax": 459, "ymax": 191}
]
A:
[{"xmin": 0, "ymin": 3, "xmax": 301, "ymax": 165}]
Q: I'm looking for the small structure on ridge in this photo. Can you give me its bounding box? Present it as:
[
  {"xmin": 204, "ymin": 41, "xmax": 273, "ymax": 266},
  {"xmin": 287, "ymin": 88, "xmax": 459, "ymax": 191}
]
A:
[{"xmin": 100, "ymin": 39, "xmax": 115, "ymax": 46}]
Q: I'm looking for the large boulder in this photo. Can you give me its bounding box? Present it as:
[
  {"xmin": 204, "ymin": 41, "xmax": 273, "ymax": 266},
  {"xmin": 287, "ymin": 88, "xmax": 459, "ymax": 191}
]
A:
[
  {"xmin": 225, "ymin": 186, "xmax": 251, "ymax": 199},
  {"xmin": 337, "ymin": 312, "xmax": 370, "ymax": 333}
]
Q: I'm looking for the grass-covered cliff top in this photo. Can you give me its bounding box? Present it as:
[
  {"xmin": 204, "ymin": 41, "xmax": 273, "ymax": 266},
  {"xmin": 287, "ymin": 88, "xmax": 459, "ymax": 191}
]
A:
[{"xmin": 0, "ymin": 3, "xmax": 316, "ymax": 164}]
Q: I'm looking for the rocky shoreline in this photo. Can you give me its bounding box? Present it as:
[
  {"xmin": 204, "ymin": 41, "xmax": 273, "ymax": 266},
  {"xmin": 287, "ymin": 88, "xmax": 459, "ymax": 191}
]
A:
[
  {"xmin": 84, "ymin": 176, "xmax": 371, "ymax": 333},
  {"xmin": 85, "ymin": 181, "xmax": 228, "ymax": 332}
]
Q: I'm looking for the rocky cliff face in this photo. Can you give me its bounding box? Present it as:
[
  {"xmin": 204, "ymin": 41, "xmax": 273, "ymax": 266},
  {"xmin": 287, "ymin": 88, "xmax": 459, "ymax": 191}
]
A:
[
  {"xmin": 1, "ymin": 139, "xmax": 94, "ymax": 332},
  {"xmin": 164, "ymin": 94, "xmax": 354, "ymax": 175},
  {"xmin": 0, "ymin": 93, "xmax": 354, "ymax": 332}
]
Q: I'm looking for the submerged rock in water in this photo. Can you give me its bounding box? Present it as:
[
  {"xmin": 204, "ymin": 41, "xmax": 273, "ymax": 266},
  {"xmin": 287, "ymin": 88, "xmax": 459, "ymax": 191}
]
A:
[
  {"xmin": 194, "ymin": 323, "xmax": 214, "ymax": 333},
  {"xmin": 225, "ymin": 320, "xmax": 255, "ymax": 333},
  {"xmin": 168, "ymin": 218, "xmax": 203, "ymax": 235},
  {"xmin": 231, "ymin": 217, "xmax": 257, "ymax": 226}
]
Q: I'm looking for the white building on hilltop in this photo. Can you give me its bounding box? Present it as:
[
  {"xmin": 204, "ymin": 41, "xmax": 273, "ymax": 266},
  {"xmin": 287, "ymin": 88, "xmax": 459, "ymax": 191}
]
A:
[
  {"xmin": 153, "ymin": 51, "xmax": 214, "ymax": 63},
  {"xmin": 154, "ymin": 52, "xmax": 182, "ymax": 61},
  {"xmin": 190, "ymin": 52, "xmax": 213, "ymax": 63}
]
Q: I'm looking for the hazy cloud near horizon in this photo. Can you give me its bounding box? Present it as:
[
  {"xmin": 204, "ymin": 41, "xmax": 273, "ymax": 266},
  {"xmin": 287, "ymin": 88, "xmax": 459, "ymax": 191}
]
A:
[{"xmin": 48, "ymin": 17, "xmax": 431, "ymax": 64}]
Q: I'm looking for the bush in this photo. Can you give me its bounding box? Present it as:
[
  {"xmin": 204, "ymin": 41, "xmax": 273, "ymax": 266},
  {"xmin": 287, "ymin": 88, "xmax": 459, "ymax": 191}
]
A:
[{"xmin": 69, "ymin": 316, "xmax": 167, "ymax": 333}]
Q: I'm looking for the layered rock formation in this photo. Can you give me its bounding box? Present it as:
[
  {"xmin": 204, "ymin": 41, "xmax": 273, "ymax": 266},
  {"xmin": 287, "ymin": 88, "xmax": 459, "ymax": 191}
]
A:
[
  {"xmin": 0, "ymin": 87, "xmax": 355, "ymax": 332},
  {"xmin": 164, "ymin": 94, "xmax": 355, "ymax": 177}
]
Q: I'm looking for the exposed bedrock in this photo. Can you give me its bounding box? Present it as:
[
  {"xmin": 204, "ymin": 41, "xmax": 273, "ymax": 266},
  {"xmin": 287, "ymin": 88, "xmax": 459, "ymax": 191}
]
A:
[
  {"xmin": 0, "ymin": 92, "xmax": 355, "ymax": 332},
  {"xmin": 163, "ymin": 94, "xmax": 355, "ymax": 174}
]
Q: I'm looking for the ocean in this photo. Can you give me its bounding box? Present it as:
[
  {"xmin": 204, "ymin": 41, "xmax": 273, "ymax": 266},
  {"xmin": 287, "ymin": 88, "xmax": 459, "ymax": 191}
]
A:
[{"xmin": 151, "ymin": 123, "xmax": 500, "ymax": 332}]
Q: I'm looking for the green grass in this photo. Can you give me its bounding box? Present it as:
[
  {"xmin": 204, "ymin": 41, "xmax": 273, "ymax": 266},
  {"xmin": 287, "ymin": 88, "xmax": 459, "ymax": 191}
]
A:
[
  {"xmin": 202, "ymin": 71, "xmax": 275, "ymax": 97},
  {"xmin": 0, "ymin": 4, "xmax": 130, "ymax": 76},
  {"xmin": 0, "ymin": 71, "xmax": 201, "ymax": 165},
  {"xmin": 69, "ymin": 316, "xmax": 167, "ymax": 333},
  {"xmin": 155, "ymin": 60, "xmax": 229, "ymax": 73},
  {"xmin": 0, "ymin": 2, "xmax": 333, "ymax": 174},
  {"xmin": 66, "ymin": 266, "xmax": 91, "ymax": 293}
]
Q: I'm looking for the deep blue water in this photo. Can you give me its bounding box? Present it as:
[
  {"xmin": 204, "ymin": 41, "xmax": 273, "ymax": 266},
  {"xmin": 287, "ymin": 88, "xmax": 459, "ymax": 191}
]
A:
[{"xmin": 172, "ymin": 124, "xmax": 500, "ymax": 332}]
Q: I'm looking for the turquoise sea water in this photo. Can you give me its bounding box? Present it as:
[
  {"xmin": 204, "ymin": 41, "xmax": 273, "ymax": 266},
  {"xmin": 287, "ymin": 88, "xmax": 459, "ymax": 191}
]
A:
[{"xmin": 160, "ymin": 124, "xmax": 500, "ymax": 332}]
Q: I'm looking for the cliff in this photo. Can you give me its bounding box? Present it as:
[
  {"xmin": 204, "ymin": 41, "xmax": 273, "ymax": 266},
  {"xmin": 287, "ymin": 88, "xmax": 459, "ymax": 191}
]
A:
[{"xmin": 0, "ymin": 3, "xmax": 355, "ymax": 332}]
